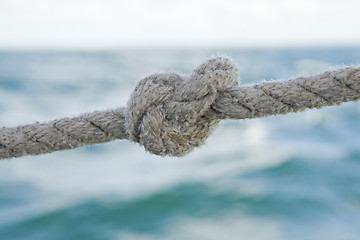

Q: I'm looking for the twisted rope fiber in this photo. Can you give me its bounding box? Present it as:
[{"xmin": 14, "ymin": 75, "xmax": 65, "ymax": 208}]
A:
[{"xmin": 1, "ymin": 56, "xmax": 359, "ymax": 159}]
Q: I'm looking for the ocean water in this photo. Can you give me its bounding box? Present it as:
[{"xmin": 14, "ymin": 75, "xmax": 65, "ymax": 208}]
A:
[{"xmin": 0, "ymin": 48, "xmax": 359, "ymax": 240}]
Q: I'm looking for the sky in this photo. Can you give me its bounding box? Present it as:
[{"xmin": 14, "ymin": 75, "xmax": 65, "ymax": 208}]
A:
[{"xmin": 0, "ymin": 0, "xmax": 359, "ymax": 49}]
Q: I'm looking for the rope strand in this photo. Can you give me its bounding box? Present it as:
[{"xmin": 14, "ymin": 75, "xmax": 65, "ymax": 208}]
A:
[
  {"xmin": 0, "ymin": 108, "xmax": 127, "ymax": 159},
  {"xmin": 213, "ymin": 67, "xmax": 360, "ymax": 119},
  {"xmin": 1, "ymin": 57, "xmax": 359, "ymax": 159}
]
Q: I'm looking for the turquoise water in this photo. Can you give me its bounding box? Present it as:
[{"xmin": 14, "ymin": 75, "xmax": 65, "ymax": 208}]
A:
[{"xmin": 0, "ymin": 48, "xmax": 360, "ymax": 240}]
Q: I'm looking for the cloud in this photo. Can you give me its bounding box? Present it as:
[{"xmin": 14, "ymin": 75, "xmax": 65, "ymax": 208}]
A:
[{"xmin": 0, "ymin": 0, "xmax": 359, "ymax": 49}]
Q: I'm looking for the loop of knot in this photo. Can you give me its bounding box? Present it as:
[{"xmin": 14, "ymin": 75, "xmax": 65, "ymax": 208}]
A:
[{"xmin": 125, "ymin": 56, "xmax": 239, "ymax": 156}]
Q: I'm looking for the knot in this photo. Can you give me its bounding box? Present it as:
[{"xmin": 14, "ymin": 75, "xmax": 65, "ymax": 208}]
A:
[{"xmin": 125, "ymin": 56, "xmax": 239, "ymax": 156}]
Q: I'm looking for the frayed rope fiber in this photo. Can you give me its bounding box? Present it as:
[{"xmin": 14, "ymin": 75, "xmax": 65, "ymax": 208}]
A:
[{"xmin": 1, "ymin": 56, "xmax": 360, "ymax": 159}]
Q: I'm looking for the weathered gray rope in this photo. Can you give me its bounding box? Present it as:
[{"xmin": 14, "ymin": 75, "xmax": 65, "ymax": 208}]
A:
[{"xmin": 1, "ymin": 56, "xmax": 359, "ymax": 159}]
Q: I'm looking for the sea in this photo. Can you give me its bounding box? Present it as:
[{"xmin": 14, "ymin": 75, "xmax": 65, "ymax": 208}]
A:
[{"xmin": 0, "ymin": 48, "xmax": 359, "ymax": 240}]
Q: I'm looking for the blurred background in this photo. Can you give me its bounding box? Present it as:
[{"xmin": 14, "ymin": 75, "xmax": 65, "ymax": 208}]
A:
[{"xmin": 0, "ymin": 1, "xmax": 360, "ymax": 239}]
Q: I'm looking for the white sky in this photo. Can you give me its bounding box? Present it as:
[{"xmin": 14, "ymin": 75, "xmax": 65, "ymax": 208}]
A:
[{"xmin": 0, "ymin": 0, "xmax": 359, "ymax": 49}]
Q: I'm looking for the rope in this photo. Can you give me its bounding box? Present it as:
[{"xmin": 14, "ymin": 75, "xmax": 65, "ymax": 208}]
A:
[{"xmin": 1, "ymin": 56, "xmax": 359, "ymax": 159}]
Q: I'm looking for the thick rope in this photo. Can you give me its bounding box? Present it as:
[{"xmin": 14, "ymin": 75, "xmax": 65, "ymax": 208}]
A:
[{"xmin": 1, "ymin": 56, "xmax": 359, "ymax": 159}]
